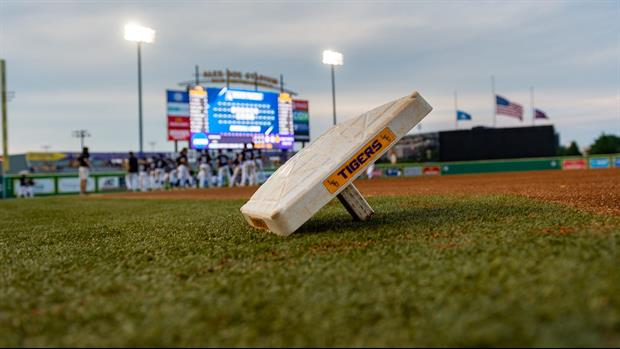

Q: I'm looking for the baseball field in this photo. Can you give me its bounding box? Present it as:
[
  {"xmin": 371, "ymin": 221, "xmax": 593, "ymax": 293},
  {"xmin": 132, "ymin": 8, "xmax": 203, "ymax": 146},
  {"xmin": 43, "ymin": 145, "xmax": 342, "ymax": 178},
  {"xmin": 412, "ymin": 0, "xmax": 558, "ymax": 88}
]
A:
[{"xmin": 1, "ymin": 169, "xmax": 619, "ymax": 347}]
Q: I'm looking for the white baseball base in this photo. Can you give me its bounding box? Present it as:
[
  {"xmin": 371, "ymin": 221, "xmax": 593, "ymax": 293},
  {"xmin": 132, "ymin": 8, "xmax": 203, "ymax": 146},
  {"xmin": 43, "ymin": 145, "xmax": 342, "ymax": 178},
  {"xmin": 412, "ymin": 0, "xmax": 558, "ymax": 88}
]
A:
[{"xmin": 240, "ymin": 91, "xmax": 433, "ymax": 236}]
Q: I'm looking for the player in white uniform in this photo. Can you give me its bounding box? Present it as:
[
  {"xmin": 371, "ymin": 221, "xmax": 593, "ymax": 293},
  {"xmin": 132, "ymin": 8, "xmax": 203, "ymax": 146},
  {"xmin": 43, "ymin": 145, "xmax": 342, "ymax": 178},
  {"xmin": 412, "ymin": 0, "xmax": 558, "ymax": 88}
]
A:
[
  {"xmin": 197, "ymin": 161, "xmax": 211, "ymax": 188},
  {"xmin": 138, "ymin": 158, "xmax": 148, "ymax": 192},
  {"xmin": 230, "ymin": 152, "xmax": 244, "ymax": 187},
  {"xmin": 77, "ymin": 147, "xmax": 91, "ymax": 195},
  {"xmin": 176, "ymin": 148, "xmax": 191, "ymax": 188},
  {"xmin": 254, "ymin": 149, "xmax": 263, "ymax": 184},
  {"xmin": 366, "ymin": 162, "xmax": 376, "ymax": 179},
  {"xmin": 241, "ymin": 145, "xmax": 256, "ymax": 186}
]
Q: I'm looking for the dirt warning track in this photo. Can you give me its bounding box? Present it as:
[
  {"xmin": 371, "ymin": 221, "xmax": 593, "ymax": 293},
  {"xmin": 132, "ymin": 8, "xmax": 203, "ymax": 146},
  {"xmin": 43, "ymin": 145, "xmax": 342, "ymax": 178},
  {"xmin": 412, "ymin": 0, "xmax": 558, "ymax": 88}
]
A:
[{"xmin": 100, "ymin": 168, "xmax": 620, "ymax": 215}]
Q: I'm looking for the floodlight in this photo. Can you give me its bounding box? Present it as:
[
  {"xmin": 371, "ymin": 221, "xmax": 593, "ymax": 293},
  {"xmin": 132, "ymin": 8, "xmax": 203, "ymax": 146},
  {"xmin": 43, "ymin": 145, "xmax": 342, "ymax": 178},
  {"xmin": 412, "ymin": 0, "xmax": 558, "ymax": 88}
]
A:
[
  {"xmin": 322, "ymin": 50, "xmax": 344, "ymax": 65},
  {"xmin": 124, "ymin": 23, "xmax": 156, "ymax": 43},
  {"xmin": 241, "ymin": 91, "xmax": 433, "ymax": 236}
]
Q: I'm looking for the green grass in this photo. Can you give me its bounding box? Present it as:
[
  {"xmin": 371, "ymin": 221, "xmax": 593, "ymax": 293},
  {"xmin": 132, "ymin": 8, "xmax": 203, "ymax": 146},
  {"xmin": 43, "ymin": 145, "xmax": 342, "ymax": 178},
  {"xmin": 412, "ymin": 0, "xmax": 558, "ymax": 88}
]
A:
[{"xmin": 0, "ymin": 195, "xmax": 619, "ymax": 347}]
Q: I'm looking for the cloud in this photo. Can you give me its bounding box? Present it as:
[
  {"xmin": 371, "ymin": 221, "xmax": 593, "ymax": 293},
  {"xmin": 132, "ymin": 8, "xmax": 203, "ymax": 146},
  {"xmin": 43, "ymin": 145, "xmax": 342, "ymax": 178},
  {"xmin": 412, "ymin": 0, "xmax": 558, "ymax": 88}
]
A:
[{"xmin": 0, "ymin": 0, "xmax": 618, "ymax": 153}]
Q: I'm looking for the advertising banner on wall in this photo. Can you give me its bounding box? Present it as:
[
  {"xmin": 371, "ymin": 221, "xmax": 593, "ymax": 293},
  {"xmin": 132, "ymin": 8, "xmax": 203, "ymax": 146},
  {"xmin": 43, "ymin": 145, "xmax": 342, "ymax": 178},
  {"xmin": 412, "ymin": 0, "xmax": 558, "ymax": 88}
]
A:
[
  {"xmin": 97, "ymin": 176, "xmax": 121, "ymax": 191},
  {"xmin": 167, "ymin": 90, "xmax": 191, "ymax": 141},
  {"xmin": 589, "ymin": 157, "xmax": 610, "ymax": 169},
  {"xmin": 403, "ymin": 166, "xmax": 423, "ymax": 176},
  {"xmin": 13, "ymin": 178, "xmax": 55, "ymax": 195},
  {"xmin": 423, "ymin": 166, "xmax": 441, "ymax": 175},
  {"xmin": 562, "ymin": 159, "xmax": 587, "ymax": 170},
  {"xmin": 167, "ymin": 116, "xmax": 191, "ymax": 141},
  {"xmin": 58, "ymin": 177, "xmax": 95, "ymax": 193},
  {"xmin": 293, "ymin": 99, "xmax": 310, "ymax": 142}
]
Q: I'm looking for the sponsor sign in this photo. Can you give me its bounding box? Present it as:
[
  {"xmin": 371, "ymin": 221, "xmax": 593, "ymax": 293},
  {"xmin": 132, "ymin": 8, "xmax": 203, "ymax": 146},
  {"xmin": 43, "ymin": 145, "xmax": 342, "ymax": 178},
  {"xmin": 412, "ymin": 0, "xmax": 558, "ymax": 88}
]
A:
[
  {"xmin": 167, "ymin": 116, "xmax": 191, "ymax": 141},
  {"xmin": 25, "ymin": 152, "xmax": 67, "ymax": 162},
  {"xmin": 403, "ymin": 166, "xmax": 423, "ymax": 177},
  {"xmin": 293, "ymin": 99, "xmax": 310, "ymax": 142},
  {"xmin": 385, "ymin": 168, "xmax": 401, "ymax": 176},
  {"xmin": 615, "ymin": 157, "xmax": 620, "ymax": 168},
  {"xmin": 562, "ymin": 159, "xmax": 587, "ymax": 170},
  {"xmin": 58, "ymin": 177, "xmax": 95, "ymax": 193},
  {"xmin": 323, "ymin": 127, "xmax": 396, "ymax": 194},
  {"xmin": 97, "ymin": 176, "xmax": 121, "ymax": 191},
  {"xmin": 13, "ymin": 178, "xmax": 55, "ymax": 195},
  {"xmin": 589, "ymin": 157, "xmax": 610, "ymax": 169},
  {"xmin": 202, "ymin": 70, "xmax": 281, "ymax": 90},
  {"xmin": 167, "ymin": 90, "xmax": 191, "ymax": 141},
  {"xmin": 423, "ymin": 165, "xmax": 441, "ymax": 175}
]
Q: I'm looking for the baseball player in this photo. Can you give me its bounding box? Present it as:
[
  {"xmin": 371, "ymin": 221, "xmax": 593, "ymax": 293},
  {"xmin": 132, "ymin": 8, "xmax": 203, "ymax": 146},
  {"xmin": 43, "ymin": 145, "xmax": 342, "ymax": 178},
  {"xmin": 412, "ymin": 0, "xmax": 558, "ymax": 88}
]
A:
[
  {"xmin": 77, "ymin": 147, "xmax": 91, "ymax": 195},
  {"xmin": 126, "ymin": 151, "xmax": 139, "ymax": 191},
  {"xmin": 216, "ymin": 149, "xmax": 231, "ymax": 187},
  {"xmin": 176, "ymin": 148, "xmax": 191, "ymax": 188},
  {"xmin": 230, "ymin": 152, "xmax": 244, "ymax": 187}
]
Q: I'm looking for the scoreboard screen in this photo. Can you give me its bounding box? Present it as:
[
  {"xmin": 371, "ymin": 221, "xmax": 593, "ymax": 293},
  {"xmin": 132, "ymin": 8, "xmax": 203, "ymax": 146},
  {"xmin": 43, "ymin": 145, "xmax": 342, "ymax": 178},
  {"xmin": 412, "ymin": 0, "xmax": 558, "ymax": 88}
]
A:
[{"xmin": 189, "ymin": 87, "xmax": 295, "ymax": 150}]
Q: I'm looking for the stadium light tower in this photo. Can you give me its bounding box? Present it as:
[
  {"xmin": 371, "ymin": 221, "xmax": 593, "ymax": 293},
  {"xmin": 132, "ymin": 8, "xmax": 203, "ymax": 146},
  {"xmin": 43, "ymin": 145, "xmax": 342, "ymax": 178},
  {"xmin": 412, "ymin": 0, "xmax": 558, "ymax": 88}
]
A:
[
  {"xmin": 322, "ymin": 50, "xmax": 343, "ymax": 126},
  {"xmin": 124, "ymin": 22, "xmax": 155, "ymax": 154},
  {"xmin": 72, "ymin": 129, "xmax": 91, "ymax": 149}
]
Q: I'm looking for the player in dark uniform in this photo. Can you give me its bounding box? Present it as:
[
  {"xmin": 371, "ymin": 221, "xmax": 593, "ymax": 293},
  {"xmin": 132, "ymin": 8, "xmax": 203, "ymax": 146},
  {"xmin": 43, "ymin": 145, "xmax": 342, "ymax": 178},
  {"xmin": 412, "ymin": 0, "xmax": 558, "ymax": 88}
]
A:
[
  {"xmin": 155, "ymin": 154, "xmax": 166, "ymax": 189},
  {"xmin": 216, "ymin": 149, "xmax": 231, "ymax": 187},
  {"xmin": 77, "ymin": 147, "xmax": 91, "ymax": 195},
  {"xmin": 176, "ymin": 148, "xmax": 191, "ymax": 188},
  {"xmin": 126, "ymin": 151, "xmax": 139, "ymax": 191},
  {"xmin": 230, "ymin": 151, "xmax": 245, "ymax": 187}
]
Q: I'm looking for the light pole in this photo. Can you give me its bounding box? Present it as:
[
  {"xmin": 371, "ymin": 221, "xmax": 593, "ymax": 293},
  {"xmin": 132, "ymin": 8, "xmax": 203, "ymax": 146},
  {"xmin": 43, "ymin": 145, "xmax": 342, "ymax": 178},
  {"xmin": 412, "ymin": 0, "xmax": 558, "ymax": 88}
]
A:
[
  {"xmin": 124, "ymin": 23, "xmax": 155, "ymax": 154},
  {"xmin": 72, "ymin": 130, "xmax": 91, "ymax": 149},
  {"xmin": 1, "ymin": 59, "xmax": 7, "ymax": 199},
  {"xmin": 322, "ymin": 50, "xmax": 343, "ymax": 126}
]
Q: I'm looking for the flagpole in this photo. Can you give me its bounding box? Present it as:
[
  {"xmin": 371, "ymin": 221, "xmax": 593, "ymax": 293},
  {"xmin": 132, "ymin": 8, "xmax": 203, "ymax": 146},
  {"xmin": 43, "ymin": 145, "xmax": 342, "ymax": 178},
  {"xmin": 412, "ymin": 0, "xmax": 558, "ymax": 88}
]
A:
[
  {"xmin": 454, "ymin": 90, "xmax": 458, "ymax": 130},
  {"xmin": 530, "ymin": 86, "xmax": 535, "ymax": 126},
  {"xmin": 491, "ymin": 75, "xmax": 496, "ymax": 128}
]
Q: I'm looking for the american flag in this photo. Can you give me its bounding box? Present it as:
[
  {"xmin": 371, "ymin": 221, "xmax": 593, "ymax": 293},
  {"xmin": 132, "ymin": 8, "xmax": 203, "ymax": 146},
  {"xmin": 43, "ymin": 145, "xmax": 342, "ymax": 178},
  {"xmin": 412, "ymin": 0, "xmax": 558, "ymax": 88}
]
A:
[
  {"xmin": 534, "ymin": 108, "xmax": 548, "ymax": 119},
  {"xmin": 496, "ymin": 95, "xmax": 523, "ymax": 120}
]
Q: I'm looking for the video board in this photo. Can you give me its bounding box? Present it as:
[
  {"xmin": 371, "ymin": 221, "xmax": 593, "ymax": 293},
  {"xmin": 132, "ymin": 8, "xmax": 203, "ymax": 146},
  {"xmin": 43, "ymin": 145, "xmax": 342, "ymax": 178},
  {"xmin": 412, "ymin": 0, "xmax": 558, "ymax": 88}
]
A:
[{"xmin": 189, "ymin": 87, "xmax": 295, "ymax": 150}]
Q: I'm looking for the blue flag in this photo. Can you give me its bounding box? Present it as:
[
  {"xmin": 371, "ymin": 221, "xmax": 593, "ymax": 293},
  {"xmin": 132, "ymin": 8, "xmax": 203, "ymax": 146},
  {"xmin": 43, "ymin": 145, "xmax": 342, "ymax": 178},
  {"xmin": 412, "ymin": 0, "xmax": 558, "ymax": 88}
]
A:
[{"xmin": 457, "ymin": 110, "xmax": 472, "ymax": 121}]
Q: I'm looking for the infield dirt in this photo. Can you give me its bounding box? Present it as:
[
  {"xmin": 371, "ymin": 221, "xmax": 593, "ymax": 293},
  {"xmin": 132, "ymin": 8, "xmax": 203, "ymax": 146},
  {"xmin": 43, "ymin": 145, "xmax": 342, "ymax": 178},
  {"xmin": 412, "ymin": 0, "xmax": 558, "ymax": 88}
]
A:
[{"xmin": 101, "ymin": 168, "xmax": 620, "ymax": 215}]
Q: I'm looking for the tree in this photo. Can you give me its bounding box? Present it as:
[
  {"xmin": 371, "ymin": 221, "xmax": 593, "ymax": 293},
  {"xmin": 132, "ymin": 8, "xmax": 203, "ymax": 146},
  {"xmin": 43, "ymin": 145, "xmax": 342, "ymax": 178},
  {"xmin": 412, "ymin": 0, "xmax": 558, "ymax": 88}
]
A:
[
  {"xmin": 557, "ymin": 141, "xmax": 582, "ymax": 156},
  {"xmin": 566, "ymin": 141, "xmax": 582, "ymax": 156},
  {"xmin": 589, "ymin": 133, "xmax": 620, "ymax": 155}
]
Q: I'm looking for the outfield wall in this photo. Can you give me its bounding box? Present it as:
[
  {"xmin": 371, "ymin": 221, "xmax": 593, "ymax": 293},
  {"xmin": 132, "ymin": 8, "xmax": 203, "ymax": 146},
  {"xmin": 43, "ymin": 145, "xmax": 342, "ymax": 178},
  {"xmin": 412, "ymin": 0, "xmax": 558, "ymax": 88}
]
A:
[
  {"xmin": 0, "ymin": 170, "xmax": 277, "ymax": 198},
  {"xmin": 374, "ymin": 154, "xmax": 620, "ymax": 177},
  {"xmin": 1, "ymin": 154, "xmax": 618, "ymax": 198},
  {"xmin": 0, "ymin": 172, "xmax": 126, "ymax": 198}
]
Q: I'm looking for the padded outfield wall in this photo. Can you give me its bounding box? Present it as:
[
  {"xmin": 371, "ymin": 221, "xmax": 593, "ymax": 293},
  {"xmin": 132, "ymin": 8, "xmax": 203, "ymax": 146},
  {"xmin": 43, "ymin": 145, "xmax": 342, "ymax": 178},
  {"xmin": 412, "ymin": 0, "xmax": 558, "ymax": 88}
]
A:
[
  {"xmin": 1, "ymin": 154, "xmax": 619, "ymax": 198},
  {"xmin": 375, "ymin": 154, "xmax": 620, "ymax": 177}
]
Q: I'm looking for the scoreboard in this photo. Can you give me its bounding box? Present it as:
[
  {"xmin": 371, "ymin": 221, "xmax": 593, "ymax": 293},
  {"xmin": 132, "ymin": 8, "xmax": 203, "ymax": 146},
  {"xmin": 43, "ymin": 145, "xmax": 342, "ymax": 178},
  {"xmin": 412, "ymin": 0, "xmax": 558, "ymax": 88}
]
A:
[
  {"xmin": 167, "ymin": 86, "xmax": 305, "ymax": 150},
  {"xmin": 189, "ymin": 87, "xmax": 295, "ymax": 150}
]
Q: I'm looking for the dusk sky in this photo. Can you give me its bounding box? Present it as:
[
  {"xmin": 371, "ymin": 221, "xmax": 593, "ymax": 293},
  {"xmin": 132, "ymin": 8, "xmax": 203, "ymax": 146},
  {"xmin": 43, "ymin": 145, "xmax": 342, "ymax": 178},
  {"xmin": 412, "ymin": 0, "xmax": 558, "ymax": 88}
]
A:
[{"xmin": 1, "ymin": 0, "xmax": 618, "ymax": 154}]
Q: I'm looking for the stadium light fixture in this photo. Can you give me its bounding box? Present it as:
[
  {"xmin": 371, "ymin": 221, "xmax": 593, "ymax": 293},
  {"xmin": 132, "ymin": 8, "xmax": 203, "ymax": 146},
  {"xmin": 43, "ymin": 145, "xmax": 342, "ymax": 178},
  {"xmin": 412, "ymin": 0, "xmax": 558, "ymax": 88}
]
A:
[
  {"xmin": 322, "ymin": 50, "xmax": 343, "ymax": 126},
  {"xmin": 124, "ymin": 22, "xmax": 155, "ymax": 154},
  {"xmin": 322, "ymin": 50, "xmax": 343, "ymax": 66},
  {"xmin": 124, "ymin": 23, "xmax": 156, "ymax": 43}
]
